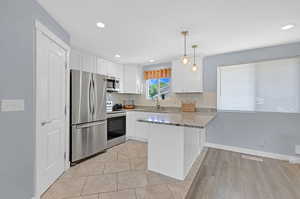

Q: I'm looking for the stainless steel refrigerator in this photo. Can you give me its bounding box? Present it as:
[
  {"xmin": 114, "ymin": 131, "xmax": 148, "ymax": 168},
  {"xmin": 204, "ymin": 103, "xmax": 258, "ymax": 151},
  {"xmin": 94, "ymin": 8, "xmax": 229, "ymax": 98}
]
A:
[{"xmin": 70, "ymin": 70, "xmax": 107, "ymax": 163}]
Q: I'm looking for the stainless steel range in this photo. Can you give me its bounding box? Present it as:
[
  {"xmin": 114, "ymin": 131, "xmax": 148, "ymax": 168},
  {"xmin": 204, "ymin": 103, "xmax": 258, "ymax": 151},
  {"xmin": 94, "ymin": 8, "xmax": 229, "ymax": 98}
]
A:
[{"xmin": 106, "ymin": 111, "xmax": 126, "ymax": 148}]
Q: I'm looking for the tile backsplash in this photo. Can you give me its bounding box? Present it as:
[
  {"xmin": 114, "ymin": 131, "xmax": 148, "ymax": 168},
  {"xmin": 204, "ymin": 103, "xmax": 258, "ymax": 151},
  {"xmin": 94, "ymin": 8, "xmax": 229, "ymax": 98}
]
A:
[{"xmin": 109, "ymin": 92, "xmax": 217, "ymax": 109}]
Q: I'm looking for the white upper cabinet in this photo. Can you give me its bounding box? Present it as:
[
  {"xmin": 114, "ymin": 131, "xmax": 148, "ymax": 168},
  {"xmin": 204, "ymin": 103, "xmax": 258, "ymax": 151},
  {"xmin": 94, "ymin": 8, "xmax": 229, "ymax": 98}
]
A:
[
  {"xmin": 70, "ymin": 49, "xmax": 82, "ymax": 70},
  {"xmin": 97, "ymin": 60, "xmax": 123, "ymax": 78},
  {"xmin": 70, "ymin": 48, "xmax": 129, "ymax": 93},
  {"xmin": 82, "ymin": 53, "xmax": 97, "ymax": 73},
  {"xmin": 172, "ymin": 57, "xmax": 203, "ymax": 93},
  {"xmin": 106, "ymin": 61, "xmax": 117, "ymax": 77},
  {"xmin": 115, "ymin": 64, "xmax": 124, "ymax": 93},
  {"xmin": 97, "ymin": 58, "xmax": 107, "ymax": 76},
  {"xmin": 122, "ymin": 64, "xmax": 142, "ymax": 94},
  {"xmin": 70, "ymin": 48, "xmax": 97, "ymax": 73},
  {"xmin": 115, "ymin": 64, "xmax": 123, "ymax": 80}
]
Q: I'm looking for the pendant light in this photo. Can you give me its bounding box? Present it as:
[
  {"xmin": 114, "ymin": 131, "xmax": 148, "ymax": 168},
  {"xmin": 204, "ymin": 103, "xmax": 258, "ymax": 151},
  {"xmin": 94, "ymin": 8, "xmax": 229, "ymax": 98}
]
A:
[
  {"xmin": 181, "ymin": 31, "xmax": 189, "ymax": 65},
  {"xmin": 192, "ymin": 45, "xmax": 198, "ymax": 71}
]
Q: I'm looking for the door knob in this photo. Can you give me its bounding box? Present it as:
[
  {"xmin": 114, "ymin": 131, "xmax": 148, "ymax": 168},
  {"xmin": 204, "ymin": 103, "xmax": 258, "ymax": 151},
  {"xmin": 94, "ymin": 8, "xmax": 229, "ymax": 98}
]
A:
[{"xmin": 41, "ymin": 121, "xmax": 52, "ymax": 126}]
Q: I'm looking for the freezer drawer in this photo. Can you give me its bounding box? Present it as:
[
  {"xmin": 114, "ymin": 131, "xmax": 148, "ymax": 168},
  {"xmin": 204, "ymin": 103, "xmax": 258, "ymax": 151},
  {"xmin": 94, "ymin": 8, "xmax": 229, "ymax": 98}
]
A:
[{"xmin": 71, "ymin": 120, "xmax": 107, "ymax": 162}]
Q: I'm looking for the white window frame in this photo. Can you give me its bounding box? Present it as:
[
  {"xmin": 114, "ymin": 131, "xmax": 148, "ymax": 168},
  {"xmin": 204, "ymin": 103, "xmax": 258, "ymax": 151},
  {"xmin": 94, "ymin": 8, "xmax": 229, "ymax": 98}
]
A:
[{"xmin": 146, "ymin": 77, "xmax": 171, "ymax": 99}]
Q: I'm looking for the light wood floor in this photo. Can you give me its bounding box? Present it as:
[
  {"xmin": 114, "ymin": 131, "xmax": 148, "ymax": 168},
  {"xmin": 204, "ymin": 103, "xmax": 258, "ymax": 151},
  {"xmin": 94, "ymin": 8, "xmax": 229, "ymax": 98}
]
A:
[{"xmin": 189, "ymin": 148, "xmax": 300, "ymax": 199}]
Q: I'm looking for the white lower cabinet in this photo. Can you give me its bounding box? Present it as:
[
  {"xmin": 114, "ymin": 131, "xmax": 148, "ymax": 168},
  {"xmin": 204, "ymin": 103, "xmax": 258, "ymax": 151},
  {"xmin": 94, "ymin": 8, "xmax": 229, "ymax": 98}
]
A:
[
  {"xmin": 134, "ymin": 112, "xmax": 149, "ymax": 141},
  {"xmin": 126, "ymin": 111, "xmax": 161, "ymax": 141},
  {"xmin": 126, "ymin": 110, "xmax": 207, "ymax": 180},
  {"xmin": 147, "ymin": 123, "xmax": 206, "ymax": 180},
  {"xmin": 126, "ymin": 111, "xmax": 136, "ymax": 138}
]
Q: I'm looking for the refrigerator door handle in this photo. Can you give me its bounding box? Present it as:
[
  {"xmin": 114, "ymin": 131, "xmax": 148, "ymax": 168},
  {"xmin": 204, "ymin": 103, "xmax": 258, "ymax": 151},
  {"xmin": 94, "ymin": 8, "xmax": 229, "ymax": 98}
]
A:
[
  {"xmin": 88, "ymin": 77, "xmax": 92, "ymax": 114},
  {"xmin": 92, "ymin": 75, "xmax": 96, "ymax": 115},
  {"xmin": 76, "ymin": 120, "xmax": 107, "ymax": 129}
]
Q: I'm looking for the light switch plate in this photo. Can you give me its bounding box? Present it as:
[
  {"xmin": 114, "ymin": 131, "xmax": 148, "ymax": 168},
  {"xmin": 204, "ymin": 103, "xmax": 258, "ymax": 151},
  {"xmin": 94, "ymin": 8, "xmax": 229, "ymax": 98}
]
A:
[{"xmin": 1, "ymin": 99, "xmax": 25, "ymax": 112}]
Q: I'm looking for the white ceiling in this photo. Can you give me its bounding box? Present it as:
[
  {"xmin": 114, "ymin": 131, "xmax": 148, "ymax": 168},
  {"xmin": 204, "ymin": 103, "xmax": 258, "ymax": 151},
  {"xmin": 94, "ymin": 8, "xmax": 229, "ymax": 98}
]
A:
[{"xmin": 37, "ymin": 0, "xmax": 300, "ymax": 64}]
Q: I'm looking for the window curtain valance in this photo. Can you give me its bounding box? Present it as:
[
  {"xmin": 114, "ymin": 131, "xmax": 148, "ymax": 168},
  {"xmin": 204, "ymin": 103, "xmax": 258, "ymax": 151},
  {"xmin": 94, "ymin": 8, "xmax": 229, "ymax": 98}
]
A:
[{"xmin": 144, "ymin": 68, "xmax": 171, "ymax": 80}]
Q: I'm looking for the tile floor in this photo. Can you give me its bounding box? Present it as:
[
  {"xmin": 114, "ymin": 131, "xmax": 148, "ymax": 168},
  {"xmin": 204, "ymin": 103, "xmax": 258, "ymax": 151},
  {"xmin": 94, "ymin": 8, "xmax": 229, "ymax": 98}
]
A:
[{"xmin": 42, "ymin": 140, "xmax": 204, "ymax": 199}]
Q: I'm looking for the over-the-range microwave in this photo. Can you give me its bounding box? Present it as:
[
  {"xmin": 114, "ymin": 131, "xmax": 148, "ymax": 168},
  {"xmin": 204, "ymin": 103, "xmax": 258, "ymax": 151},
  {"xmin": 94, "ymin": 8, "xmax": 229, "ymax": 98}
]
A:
[{"xmin": 106, "ymin": 76, "xmax": 120, "ymax": 92}]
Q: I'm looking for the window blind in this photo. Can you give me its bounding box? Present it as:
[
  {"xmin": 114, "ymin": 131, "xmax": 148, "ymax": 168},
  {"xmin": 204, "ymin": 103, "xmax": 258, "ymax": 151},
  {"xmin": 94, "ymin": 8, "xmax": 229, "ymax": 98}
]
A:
[{"xmin": 144, "ymin": 68, "xmax": 171, "ymax": 80}]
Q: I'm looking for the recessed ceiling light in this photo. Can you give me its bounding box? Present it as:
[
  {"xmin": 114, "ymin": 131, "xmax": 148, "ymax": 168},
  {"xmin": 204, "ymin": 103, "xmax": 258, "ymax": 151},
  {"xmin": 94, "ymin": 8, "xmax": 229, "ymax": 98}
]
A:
[
  {"xmin": 115, "ymin": 54, "xmax": 121, "ymax": 58},
  {"xmin": 281, "ymin": 24, "xmax": 295, "ymax": 30},
  {"xmin": 149, "ymin": 59, "xmax": 155, "ymax": 63},
  {"xmin": 96, "ymin": 22, "xmax": 105, "ymax": 28}
]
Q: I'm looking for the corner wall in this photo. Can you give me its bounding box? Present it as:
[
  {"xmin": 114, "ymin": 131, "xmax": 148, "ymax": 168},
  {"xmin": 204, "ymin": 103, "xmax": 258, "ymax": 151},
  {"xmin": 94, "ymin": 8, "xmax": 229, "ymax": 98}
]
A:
[{"xmin": 0, "ymin": 1, "xmax": 70, "ymax": 198}]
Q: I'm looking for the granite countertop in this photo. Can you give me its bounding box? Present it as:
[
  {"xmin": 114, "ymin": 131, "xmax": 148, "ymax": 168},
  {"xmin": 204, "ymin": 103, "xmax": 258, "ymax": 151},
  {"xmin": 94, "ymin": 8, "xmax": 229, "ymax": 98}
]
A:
[
  {"xmin": 136, "ymin": 111, "xmax": 217, "ymax": 128},
  {"xmin": 124, "ymin": 106, "xmax": 179, "ymax": 113},
  {"xmin": 125, "ymin": 106, "xmax": 216, "ymax": 114}
]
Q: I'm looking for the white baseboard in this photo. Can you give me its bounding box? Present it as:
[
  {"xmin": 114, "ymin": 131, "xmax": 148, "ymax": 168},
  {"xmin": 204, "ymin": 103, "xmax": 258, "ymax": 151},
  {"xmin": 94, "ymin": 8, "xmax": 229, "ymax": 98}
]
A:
[
  {"xmin": 289, "ymin": 157, "xmax": 300, "ymax": 164},
  {"xmin": 126, "ymin": 136, "xmax": 148, "ymax": 143},
  {"xmin": 205, "ymin": 142, "xmax": 299, "ymax": 163},
  {"xmin": 65, "ymin": 161, "xmax": 70, "ymax": 170}
]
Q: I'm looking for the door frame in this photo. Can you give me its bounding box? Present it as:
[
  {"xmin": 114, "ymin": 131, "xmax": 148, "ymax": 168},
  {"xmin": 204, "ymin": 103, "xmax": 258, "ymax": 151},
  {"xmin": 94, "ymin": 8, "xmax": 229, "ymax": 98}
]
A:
[{"xmin": 34, "ymin": 20, "xmax": 71, "ymax": 198}]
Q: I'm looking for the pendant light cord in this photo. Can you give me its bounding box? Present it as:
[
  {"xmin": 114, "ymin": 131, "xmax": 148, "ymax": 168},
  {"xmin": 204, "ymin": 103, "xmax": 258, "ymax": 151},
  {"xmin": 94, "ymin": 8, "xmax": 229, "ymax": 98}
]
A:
[
  {"xmin": 184, "ymin": 33, "xmax": 187, "ymax": 56},
  {"xmin": 194, "ymin": 47, "xmax": 196, "ymax": 65},
  {"xmin": 192, "ymin": 45, "xmax": 197, "ymax": 65}
]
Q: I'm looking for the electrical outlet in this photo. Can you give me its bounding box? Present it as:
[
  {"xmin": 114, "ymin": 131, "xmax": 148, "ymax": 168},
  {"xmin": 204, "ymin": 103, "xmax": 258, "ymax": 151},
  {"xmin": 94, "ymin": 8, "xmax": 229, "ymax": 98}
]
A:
[{"xmin": 295, "ymin": 145, "xmax": 300, "ymax": 155}]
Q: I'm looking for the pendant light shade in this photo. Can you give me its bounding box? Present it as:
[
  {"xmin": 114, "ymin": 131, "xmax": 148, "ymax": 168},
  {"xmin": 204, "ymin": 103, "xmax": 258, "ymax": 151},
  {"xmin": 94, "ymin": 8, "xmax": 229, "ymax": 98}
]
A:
[
  {"xmin": 192, "ymin": 64, "xmax": 197, "ymax": 71},
  {"xmin": 181, "ymin": 31, "xmax": 189, "ymax": 65},
  {"xmin": 192, "ymin": 45, "xmax": 198, "ymax": 71},
  {"xmin": 181, "ymin": 56, "xmax": 189, "ymax": 65}
]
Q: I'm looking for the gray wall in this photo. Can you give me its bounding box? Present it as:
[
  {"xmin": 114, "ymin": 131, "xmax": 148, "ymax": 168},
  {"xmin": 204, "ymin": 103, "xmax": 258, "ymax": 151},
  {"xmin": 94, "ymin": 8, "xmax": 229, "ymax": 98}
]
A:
[
  {"xmin": 204, "ymin": 42, "xmax": 300, "ymax": 156},
  {"xmin": 0, "ymin": 1, "xmax": 70, "ymax": 199}
]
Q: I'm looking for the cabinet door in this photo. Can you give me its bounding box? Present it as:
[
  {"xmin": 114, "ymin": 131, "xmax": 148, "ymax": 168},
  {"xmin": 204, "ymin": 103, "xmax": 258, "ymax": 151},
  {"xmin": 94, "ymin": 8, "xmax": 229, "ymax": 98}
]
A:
[
  {"xmin": 136, "ymin": 66, "xmax": 143, "ymax": 94},
  {"xmin": 90, "ymin": 55, "xmax": 97, "ymax": 73},
  {"xmin": 107, "ymin": 61, "xmax": 117, "ymax": 77},
  {"xmin": 134, "ymin": 112, "xmax": 148, "ymax": 141},
  {"xmin": 70, "ymin": 49, "xmax": 82, "ymax": 70},
  {"xmin": 115, "ymin": 64, "xmax": 123, "ymax": 79},
  {"xmin": 172, "ymin": 60, "xmax": 185, "ymax": 92},
  {"xmin": 126, "ymin": 112, "xmax": 136, "ymax": 138},
  {"xmin": 123, "ymin": 65, "xmax": 141, "ymax": 94},
  {"xmin": 97, "ymin": 58, "xmax": 107, "ymax": 76},
  {"xmin": 81, "ymin": 53, "xmax": 90, "ymax": 72},
  {"xmin": 123, "ymin": 65, "xmax": 135, "ymax": 93},
  {"xmin": 82, "ymin": 54, "xmax": 96, "ymax": 73},
  {"xmin": 172, "ymin": 58, "xmax": 203, "ymax": 93},
  {"xmin": 188, "ymin": 59, "xmax": 203, "ymax": 92},
  {"xmin": 115, "ymin": 64, "xmax": 124, "ymax": 93}
]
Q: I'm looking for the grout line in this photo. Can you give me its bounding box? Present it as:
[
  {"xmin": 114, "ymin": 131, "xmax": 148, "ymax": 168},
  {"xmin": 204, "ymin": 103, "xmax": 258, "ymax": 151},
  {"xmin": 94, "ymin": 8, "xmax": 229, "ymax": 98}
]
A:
[
  {"xmin": 134, "ymin": 188, "xmax": 138, "ymax": 199},
  {"xmin": 80, "ymin": 176, "xmax": 89, "ymax": 196},
  {"xmin": 116, "ymin": 173, "xmax": 119, "ymax": 191},
  {"xmin": 166, "ymin": 184, "xmax": 176, "ymax": 199},
  {"xmin": 46, "ymin": 141, "xmax": 148, "ymax": 198}
]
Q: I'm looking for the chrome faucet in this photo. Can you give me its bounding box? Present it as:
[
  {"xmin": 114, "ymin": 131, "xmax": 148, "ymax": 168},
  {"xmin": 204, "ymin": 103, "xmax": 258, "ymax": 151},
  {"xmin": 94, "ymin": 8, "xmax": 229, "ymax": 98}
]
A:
[{"xmin": 155, "ymin": 96, "xmax": 161, "ymax": 110}]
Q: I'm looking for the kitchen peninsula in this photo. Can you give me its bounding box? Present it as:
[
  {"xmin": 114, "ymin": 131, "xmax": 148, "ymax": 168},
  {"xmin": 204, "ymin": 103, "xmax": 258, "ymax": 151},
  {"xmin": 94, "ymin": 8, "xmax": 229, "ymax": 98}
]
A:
[{"xmin": 135, "ymin": 109, "xmax": 216, "ymax": 180}]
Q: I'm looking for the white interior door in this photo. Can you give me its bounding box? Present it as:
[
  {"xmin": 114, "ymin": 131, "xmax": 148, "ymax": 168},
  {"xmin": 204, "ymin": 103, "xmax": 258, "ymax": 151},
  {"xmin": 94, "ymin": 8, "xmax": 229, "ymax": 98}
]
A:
[{"xmin": 36, "ymin": 30, "xmax": 67, "ymax": 195}]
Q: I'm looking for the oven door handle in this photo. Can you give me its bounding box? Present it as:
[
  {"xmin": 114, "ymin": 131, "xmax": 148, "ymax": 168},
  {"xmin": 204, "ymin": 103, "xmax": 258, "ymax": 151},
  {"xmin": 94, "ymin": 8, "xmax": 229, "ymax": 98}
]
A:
[{"xmin": 107, "ymin": 113, "xmax": 126, "ymax": 118}]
